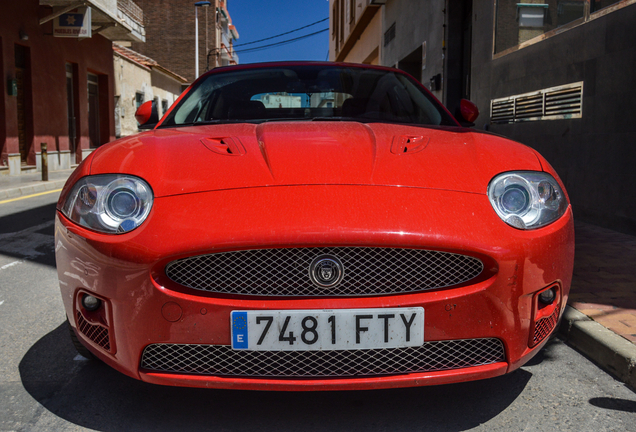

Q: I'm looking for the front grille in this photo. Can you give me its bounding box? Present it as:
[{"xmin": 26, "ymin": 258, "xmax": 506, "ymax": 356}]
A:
[
  {"xmin": 165, "ymin": 247, "xmax": 484, "ymax": 296},
  {"xmin": 77, "ymin": 311, "xmax": 111, "ymax": 351},
  {"xmin": 533, "ymin": 307, "xmax": 560, "ymax": 345},
  {"xmin": 140, "ymin": 338, "xmax": 505, "ymax": 378}
]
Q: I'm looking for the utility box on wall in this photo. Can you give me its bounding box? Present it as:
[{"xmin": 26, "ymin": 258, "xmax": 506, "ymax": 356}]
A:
[
  {"xmin": 6, "ymin": 78, "xmax": 17, "ymax": 96},
  {"xmin": 429, "ymin": 74, "xmax": 441, "ymax": 92}
]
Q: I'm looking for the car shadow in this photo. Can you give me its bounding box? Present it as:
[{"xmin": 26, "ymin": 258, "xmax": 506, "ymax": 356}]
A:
[
  {"xmin": 20, "ymin": 322, "xmax": 533, "ymax": 432},
  {"xmin": 523, "ymin": 336, "xmax": 561, "ymax": 366}
]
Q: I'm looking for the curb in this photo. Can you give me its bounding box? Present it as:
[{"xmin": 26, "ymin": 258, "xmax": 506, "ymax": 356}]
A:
[
  {"xmin": 559, "ymin": 305, "xmax": 636, "ymax": 390},
  {"xmin": 0, "ymin": 179, "xmax": 68, "ymax": 201}
]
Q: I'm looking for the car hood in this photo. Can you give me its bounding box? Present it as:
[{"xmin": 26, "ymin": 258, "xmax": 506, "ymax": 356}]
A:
[{"xmin": 89, "ymin": 122, "xmax": 542, "ymax": 198}]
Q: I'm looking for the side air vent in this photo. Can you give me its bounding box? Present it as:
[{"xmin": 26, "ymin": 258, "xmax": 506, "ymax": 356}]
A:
[
  {"xmin": 77, "ymin": 311, "xmax": 111, "ymax": 352},
  {"xmin": 491, "ymin": 82, "xmax": 583, "ymax": 123}
]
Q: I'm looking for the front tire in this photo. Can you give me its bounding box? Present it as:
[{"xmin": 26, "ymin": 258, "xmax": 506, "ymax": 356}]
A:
[{"xmin": 67, "ymin": 319, "xmax": 96, "ymax": 360}]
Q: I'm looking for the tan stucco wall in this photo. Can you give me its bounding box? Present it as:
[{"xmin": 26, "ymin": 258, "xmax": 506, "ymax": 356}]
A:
[
  {"xmin": 343, "ymin": 10, "xmax": 381, "ymax": 64},
  {"xmin": 114, "ymin": 53, "xmax": 183, "ymax": 137},
  {"xmin": 114, "ymin": 53, "xmax": 153, "ymax": 137},
  {"xmin": 150, "ymin": 69, "xmax": 182, "ymax": 116}
]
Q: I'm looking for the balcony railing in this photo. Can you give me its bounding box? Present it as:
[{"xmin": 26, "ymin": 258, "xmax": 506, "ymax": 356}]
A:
[{"xmin": 117, "ymin": 0, "xmax": 143, "ymax": 26}]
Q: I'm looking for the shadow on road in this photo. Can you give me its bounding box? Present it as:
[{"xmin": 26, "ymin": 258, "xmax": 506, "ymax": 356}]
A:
[
  {"xmin": 20, "ymin": 322, "xmax": 534, "ymax": 431},
  {"xmin": 0, "ymin": 202, "xmax": 57, "ymax": 268},
  {"xmin": 0, "ymin": 202, "xmax": 57, "ymax": 235},
  {"xmin": 589, "ymin": 397, "xmax": 636, "ymax": 413},
  {"xmin": 523, "ymin": 336, "xmax": 561, "ymax": 367}
]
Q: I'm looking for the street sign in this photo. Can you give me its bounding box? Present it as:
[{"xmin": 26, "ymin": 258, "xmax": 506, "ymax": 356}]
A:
[{"xmin": 53, "ymin": 7, "xmax": 92, "ymax": 38}]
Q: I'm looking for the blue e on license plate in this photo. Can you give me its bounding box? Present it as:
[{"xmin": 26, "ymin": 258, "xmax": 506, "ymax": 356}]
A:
[{"xmin": 231, "ymin": 308, "xmax": 424, "ymax": 351}]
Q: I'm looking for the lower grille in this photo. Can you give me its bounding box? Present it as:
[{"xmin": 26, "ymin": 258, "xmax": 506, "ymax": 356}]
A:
[
  {"xmin": 77, "ymin": 311, "xmax": 111, "ymax": 351},
  {"xmin": 533, "ymin": 307, "xmax": 560, "ymax": 345},
  {"xmin": 140, "ymin": 338, "xmax": 505, "ymax": 378}
]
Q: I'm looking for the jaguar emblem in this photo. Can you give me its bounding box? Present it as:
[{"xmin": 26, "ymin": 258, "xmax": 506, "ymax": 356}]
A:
[{"xmin": 309, "ymin": 255, "xmax": 344, "ymax": 288}]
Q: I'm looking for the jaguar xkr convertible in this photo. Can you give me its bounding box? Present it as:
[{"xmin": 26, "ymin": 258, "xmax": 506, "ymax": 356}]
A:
[{"xmin": 56, "ymin": 62, "xmax": 574, "ymax": 391}]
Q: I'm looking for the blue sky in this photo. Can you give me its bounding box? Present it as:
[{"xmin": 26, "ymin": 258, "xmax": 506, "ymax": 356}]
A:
[{"xmin": 229, "ymin": 0, "xmax": 330, "ymax": 64}]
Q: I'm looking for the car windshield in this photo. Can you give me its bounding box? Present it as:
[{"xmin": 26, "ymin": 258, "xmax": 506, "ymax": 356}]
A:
[{"xmin": 159, "ymin": 64, "xmax": 457, "ymax": 127}]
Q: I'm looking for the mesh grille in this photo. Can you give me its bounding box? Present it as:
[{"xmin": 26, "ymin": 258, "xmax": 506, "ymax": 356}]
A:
[
  {"xmin": 77, "ymin": 311, "xmax": 111, "ymax": 351},
  {"xmin": 165, "ymin": 247, "xmax": 484, "ymax": 296},
  {"xmin": 140, "ymin": 339, "xmax": 505, "ymax": 378},
  {"xmin": 533, "ymin": 307, "xmax": 560, "ymax": 345}
]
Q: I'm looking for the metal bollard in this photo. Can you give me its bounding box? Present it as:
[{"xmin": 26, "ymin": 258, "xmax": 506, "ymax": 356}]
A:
[{"xmin": 41, "ymin": 143, "xmax": 48, "ymax": 182}]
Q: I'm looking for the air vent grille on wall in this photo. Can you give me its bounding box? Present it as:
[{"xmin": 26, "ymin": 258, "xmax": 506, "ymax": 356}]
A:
[{"xmin": 490, "ymin": 82, "xmax": 583, "ymax": 123}]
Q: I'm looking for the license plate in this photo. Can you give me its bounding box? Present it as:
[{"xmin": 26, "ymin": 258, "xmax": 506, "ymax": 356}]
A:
[{"xmin": 231, "ymin": 308, "xmax": 424, "ymax": 351}]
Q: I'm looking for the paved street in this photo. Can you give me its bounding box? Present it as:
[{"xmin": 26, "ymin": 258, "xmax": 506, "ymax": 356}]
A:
[{"xmin": 1, "ymin": 191, "xmax": 636, "ymax": 431}]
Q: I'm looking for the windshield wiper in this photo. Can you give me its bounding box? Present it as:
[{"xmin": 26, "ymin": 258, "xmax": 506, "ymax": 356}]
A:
[
  {"xmin": 311, "ymin": 116, "xmax": 368, "ymax": 122},
  {"xmin": 257, "ymin": 117, "xmax": 370, "ymax": 123},
  {"xmin": 177, "ymin": 117, "xmax": 375, "ymax": 126},
  {"xmin": 255, "ymin": 117, "xmax": 373, "ymax": 123},
  {"xmin": 258, "ymin": 118, "xmax": 310, "ymax": 123},
  {"xmin": 173, "ymin": 119, "xmax": 259, "ymax": 126}
]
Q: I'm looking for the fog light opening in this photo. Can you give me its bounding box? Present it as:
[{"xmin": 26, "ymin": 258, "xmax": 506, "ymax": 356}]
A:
[
  {"xmin": 82, "ymin": 294, "xmax": 101, "ymax": 311},
  {"xmin": 539, "ymin": 288, "xmax": 556, "ymax": 305}
]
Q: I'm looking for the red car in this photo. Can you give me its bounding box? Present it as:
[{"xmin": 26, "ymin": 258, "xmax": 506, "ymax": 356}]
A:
[{"xmin": 56, "ymin": 62, "xmax": 574, "ymax": 391}]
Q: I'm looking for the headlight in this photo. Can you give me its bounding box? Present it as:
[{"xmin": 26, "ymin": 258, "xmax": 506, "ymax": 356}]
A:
[
  {"xmin": 488, "ymin": 171, "xmax": 567, "ymax": 230},
  {"xmin": 61, "ymin": 175, "xmax": 153, "ymax": 234}
]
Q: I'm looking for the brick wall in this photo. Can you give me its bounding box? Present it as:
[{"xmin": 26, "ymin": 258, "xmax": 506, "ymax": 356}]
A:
[{"xmin": 132, "ymin": 0, "xmax": 219, "ymax": 83}]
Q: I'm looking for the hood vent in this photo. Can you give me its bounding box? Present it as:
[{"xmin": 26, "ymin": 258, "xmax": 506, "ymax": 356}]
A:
[
  {"xmin": 201, "ymin": 137, "xmax": 246, "ymax": 156},
  {"xmin": 390, "ymin": 136, "xmax": 429, "ymax": 155},
  {"xmin": 491, "ymin": 81, "xmax": 583, "ymax": 124}
]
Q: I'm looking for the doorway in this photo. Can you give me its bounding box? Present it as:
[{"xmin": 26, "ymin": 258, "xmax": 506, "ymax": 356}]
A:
[
  {"xmin": 15, "ymin": 44, "xmax": 33, "ymax": 165},
  {"xmin": 445, "ymin": 0, "xmax": 473, "ymax": 115},
  {"xmin": 397, "ymin": 45, "xmax": 423, "ymax": 83},
  {"xmin": 66, "ymin": 64, "xmax": 78, "ymax": 161},
  {"xmin": 87, "ymin": 73, "xmax": 100, "ymax": 148}
]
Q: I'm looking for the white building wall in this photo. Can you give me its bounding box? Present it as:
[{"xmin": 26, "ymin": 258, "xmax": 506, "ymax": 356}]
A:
[
  {"xmin": 261, "ymin": 94, "xmax": 301, "ymax": 108},
  {"xmin": 150, "ymin": 69, "xmax": 183, "ymax": 117},
  {"xmin": 343, "ymin": 8, "xmax": 382, "ymax": 64},
  {"xmin": 114, "ymin": 53, "xmax": 183, "ymax": 137},
  {"xmin": 114, "ymin": 53, "xmax": 153, "ymax": 137}
]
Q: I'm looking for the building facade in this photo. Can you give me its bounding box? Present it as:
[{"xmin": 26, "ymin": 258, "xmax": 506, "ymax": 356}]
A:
[
  {"xmin": 131, "ymin": 0, "xmax": 239, "ymax": 85},
  {"xmin": 113, "ymin": 43, "xmax": 187, "ymax": 137},
  {"xmin": 0, "ymin": 0, "xmax": 145, "ymax": 175},
  {"xmin": 330, "ymin": 0, "xmax": 636, "ymax": 235}
]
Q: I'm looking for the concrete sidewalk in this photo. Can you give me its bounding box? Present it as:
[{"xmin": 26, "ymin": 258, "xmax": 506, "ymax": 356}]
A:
[
  {"xmin": 0, "ymin": 169, "xmax": 75, "ymax": 201},
  {"xmin": 559, "ymin": 221, "xmax": 636, "ymax": 390},
  {"xmin": 1, "ymin": 169, "xmax": 635, "ymax": 389}
]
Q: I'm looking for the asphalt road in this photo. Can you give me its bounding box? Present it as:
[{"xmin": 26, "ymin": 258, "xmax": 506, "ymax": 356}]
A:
[{"xmin": 1, "ymin": 191, "xmax": 636, "ymax": 431}]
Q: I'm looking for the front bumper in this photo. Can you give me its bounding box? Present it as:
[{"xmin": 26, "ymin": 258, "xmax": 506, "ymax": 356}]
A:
[{"xmin": 56, "ymin": 185, "xmax": 574, "ymax": 390}]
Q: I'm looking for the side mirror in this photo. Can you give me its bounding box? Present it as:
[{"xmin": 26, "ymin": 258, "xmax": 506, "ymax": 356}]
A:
[
  {"xmin": 135, "ymin": 100, "xmax": 159, "ymax": 130},
  {"xmin": 455, "ymin": 99, "xmax": 479, "ymax": 127}
]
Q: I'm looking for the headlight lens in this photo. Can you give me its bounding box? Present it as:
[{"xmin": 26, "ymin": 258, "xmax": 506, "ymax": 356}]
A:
[
  {"xmin": 61, "ymin": 175, "xmax": 153, "ymax": 234},
  {"xmin": 488, "ymin": 171, "xmax": 567, "ymax": 230}
]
